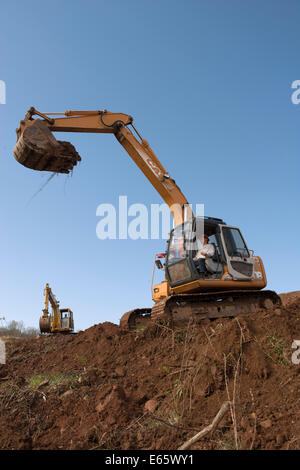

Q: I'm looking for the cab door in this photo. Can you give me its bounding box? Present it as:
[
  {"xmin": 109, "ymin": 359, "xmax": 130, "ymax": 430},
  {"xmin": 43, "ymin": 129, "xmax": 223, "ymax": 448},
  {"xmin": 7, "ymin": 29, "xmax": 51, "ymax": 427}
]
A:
[{"xmin": 220, "ymin": 225, "xmax": 255, "ymax": 280}]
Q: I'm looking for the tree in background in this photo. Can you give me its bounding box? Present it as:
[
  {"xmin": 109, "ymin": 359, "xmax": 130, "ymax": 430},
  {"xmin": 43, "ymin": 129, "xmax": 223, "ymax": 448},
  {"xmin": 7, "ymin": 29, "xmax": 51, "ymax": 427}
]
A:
[{"xmin": 0, "ymin": 320, "xmax": 39, "ymax": 338}]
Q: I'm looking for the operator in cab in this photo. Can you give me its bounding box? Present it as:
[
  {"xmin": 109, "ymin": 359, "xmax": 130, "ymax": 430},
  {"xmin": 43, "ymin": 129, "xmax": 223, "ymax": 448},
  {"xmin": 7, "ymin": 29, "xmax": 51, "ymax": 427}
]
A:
[{"xmin": 193, "ymin": 234, "xmax": 215, "ymax": 274}]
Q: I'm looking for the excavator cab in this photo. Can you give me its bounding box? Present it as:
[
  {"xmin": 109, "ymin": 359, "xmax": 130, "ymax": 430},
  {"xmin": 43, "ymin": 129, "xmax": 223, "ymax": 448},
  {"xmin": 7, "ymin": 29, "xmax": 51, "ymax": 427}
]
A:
[
  {"xmin": 164, "ymin": 216, "xmax": 266, "ymax": 289},
  {"xmin": 165, "ymin": 217, "xmax": 222, "ymax": 287},
  {"xmin": 59, "ymin": 309, "xmax": 74, "ymax": 331}
]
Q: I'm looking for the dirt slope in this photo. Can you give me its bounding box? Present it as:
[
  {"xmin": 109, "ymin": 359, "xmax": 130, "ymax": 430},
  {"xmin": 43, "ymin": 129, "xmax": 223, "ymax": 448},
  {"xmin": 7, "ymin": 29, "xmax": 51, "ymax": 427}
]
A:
[{"xmin": 0, "ymin": 292, "xmax": 299, "ymax": 450}]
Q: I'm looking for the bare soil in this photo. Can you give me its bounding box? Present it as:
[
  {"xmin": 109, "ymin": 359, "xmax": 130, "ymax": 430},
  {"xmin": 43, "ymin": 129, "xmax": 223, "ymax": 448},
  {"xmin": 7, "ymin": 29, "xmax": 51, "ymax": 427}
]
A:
[{"xmin": 0, "ymin": 291, "xmax": 299, "ymax": 450}]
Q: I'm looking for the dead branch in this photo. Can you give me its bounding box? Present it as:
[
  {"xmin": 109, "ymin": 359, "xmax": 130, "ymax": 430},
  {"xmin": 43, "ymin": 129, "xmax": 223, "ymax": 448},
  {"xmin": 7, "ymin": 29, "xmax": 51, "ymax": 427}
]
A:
[{"xmin": 177, "ymin": 401, "xmax": 230, "ymax": 450}]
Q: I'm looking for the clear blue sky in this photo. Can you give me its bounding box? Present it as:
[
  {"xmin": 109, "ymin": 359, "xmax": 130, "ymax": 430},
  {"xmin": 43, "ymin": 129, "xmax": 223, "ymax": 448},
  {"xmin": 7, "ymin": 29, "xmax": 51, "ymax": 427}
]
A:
[{"xmin": 0, "ymin": 0, "xmax": 299, "ymax": 330}]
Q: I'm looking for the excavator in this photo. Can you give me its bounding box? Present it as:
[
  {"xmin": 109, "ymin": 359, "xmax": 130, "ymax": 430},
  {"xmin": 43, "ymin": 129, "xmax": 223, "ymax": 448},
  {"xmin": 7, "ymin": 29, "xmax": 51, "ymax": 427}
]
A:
[
  {"xmin": 39, "ymin": 283, "xmax": 74, "ymax": 334},
  {"xmin": 14, "ymin": 107, "xmax": 281, "ymax": 329}
]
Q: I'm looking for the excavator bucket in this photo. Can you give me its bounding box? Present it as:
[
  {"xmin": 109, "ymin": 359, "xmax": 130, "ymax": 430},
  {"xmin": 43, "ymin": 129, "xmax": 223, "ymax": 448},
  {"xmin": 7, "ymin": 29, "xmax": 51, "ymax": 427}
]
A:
[
  {"xmin": 39, "ymin": 316, "xmax": 51, "ymax": 334},
  {"xmin": 13, "ymin": 119, "xmax": 81, "ymax": 173}
]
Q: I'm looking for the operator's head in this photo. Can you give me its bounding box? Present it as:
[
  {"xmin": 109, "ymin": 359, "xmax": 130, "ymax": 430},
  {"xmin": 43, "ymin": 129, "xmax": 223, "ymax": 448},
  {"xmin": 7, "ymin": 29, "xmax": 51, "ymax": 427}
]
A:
[{"xmin": 201, "ymin": 234, "xmax": 209, "ymax": 245}]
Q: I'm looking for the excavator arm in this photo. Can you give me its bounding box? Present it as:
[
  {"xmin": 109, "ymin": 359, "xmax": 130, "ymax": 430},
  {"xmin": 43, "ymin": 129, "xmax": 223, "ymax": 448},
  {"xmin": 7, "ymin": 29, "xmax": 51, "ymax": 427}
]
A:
[
  {"xmin": 14, "ymin": 107, "xmax": 193, "ymax": 226},
  {"xmin": 42, "ymin": 283, "xmax": 61, "ymax": 330}
]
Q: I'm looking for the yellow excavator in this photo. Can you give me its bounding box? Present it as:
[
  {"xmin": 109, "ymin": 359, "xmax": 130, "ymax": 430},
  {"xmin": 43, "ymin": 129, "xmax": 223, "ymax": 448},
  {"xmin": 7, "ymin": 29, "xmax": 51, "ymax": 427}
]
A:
[
  {"xmin": 39, "ymin": 283, "xmax": 74, "ymax": 334},
  {"xmin": 14, "ymin": 107, "xmax": 280, "ymax": 329}
]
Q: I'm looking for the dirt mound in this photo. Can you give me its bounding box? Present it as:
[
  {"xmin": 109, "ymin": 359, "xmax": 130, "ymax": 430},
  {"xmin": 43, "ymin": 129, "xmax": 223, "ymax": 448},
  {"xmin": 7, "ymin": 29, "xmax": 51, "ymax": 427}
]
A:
[
  {"xmin": 0, "ymin": 294, "xmax": 299, "ymax": 450},
  {"xmin": 280, "ymin": 291, "xmax": 300, "ymax": 307}
]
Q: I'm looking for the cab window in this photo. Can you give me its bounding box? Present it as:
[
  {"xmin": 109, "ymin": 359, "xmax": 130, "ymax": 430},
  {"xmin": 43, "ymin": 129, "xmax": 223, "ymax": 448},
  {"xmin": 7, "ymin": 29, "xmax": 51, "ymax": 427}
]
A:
[
  {"xmin": 168, "ymin": 225, "xmax": 186, "ymax": 265},
  {"xmin": 222, "ymin": 227, "xmax": 249, "ymax": 258}
]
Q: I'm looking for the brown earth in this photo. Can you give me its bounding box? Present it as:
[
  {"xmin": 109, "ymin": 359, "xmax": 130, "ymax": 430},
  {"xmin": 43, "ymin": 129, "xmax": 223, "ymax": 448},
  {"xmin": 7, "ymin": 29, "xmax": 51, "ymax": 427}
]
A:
[{"xmin": 0, "ymin": 291, "xmax": 299, "ymax": 450}]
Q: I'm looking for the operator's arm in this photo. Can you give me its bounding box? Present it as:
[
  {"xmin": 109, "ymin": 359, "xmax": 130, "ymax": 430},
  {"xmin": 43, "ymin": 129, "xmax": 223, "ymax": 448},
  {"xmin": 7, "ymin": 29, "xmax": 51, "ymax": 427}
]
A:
[{"xmin": 200, "ymin": 244, "xmax": 215, "ymax": 258}]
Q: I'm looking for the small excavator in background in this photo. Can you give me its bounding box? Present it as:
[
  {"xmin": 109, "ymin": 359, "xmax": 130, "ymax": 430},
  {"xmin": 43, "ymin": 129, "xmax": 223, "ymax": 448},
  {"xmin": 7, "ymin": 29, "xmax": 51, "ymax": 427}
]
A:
[
  {"xmin": 14, "ymin": 107, "xmax": 281, "ymax": 330},
  {"xmin": 39, "ymin": 283, "xmax": 74, "ymax": 334}
]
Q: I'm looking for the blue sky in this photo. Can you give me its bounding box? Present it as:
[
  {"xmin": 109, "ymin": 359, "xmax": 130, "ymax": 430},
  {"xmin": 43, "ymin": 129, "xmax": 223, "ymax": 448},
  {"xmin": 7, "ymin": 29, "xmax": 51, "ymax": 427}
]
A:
[{"xmin": 0, "ymin": 0, "xmax": 299, "ymax": 330}]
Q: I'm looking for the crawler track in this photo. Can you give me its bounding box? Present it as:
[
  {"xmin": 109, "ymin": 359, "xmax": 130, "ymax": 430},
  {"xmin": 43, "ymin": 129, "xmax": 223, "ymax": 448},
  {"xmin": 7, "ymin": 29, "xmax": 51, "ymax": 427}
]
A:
[{"xmin": 120, "ymin": 290, "xmax": 281, "ymax": 330}]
